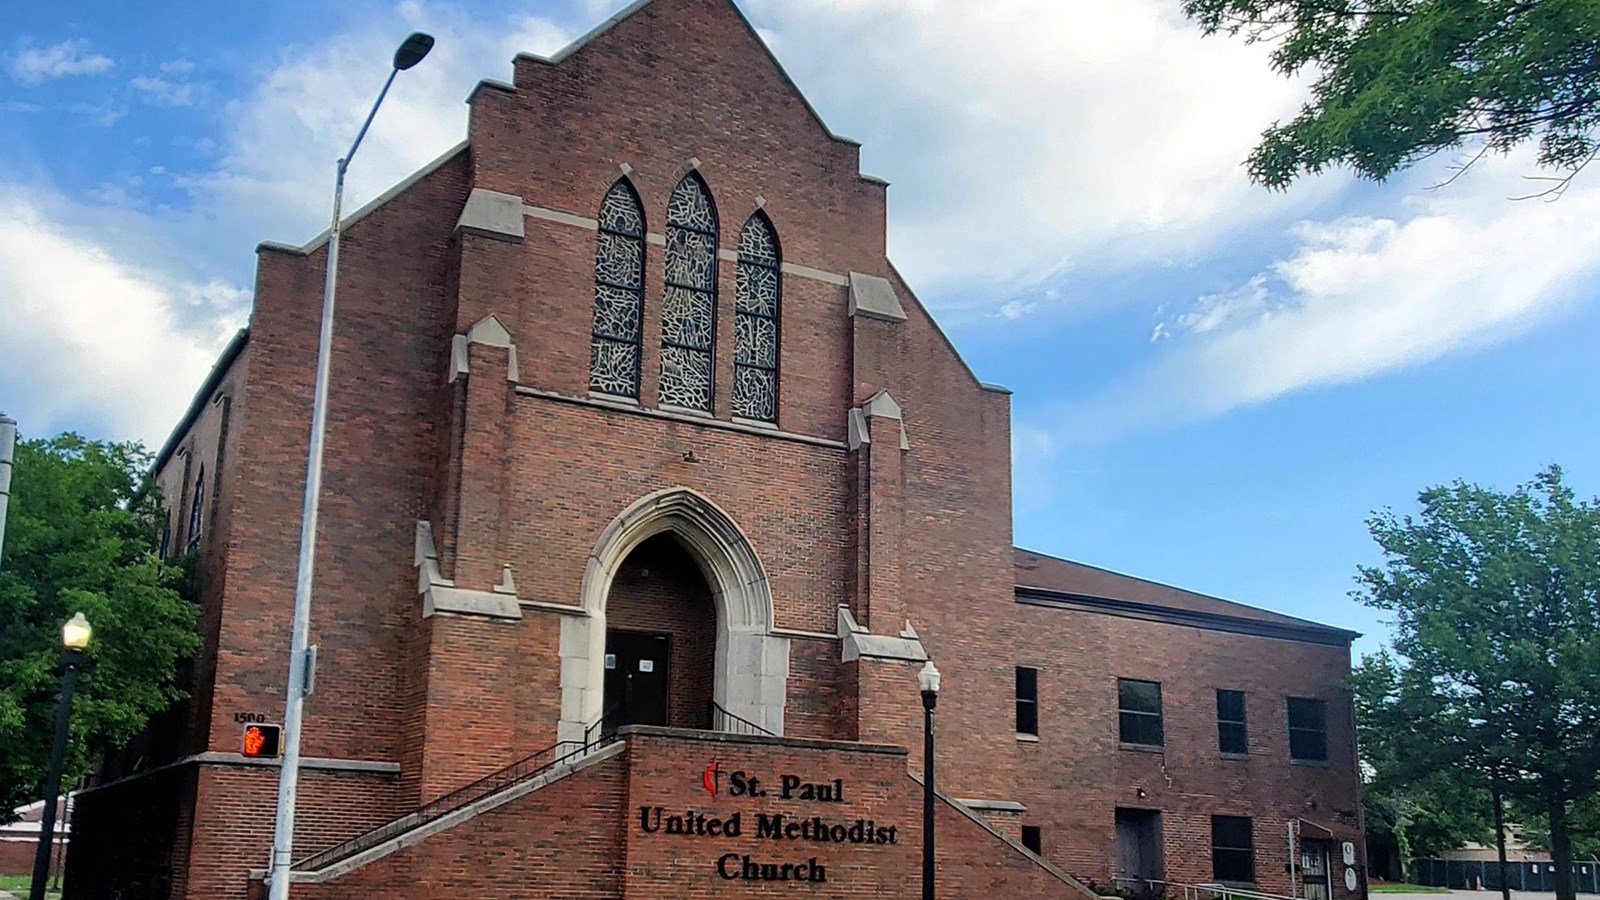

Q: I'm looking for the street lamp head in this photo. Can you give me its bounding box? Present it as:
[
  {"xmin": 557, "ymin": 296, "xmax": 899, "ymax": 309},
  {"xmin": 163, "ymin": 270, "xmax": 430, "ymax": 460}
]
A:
[
  {"xmin": 61, "ymin": 612, "xmax": 92, "ymax": 651},
  {"xmin": 393, "ymin": 32, "xmax": 435, "ymax": 71},
  {"xmin": 918, "ymin": 660, "xmax": 941, "ymax": 696}
]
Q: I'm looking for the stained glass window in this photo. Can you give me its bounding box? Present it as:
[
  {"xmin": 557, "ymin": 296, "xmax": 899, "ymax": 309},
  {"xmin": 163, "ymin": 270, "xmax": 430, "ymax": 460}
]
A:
[
  {"xmin": 591, "ymin": 180, "xmax": 646, "ymax": 397},
  {"xmin": 733, "ymin": 213, "xmax": 780, "ymax": 422},
  {"xmin": 660, "ymin": 173, "xmax": 718, "ymax": 411}
]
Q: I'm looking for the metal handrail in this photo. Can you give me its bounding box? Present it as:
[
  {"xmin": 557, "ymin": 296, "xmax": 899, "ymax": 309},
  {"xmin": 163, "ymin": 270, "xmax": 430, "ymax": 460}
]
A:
[
  {"xmin": 709, "ymin": 700, "xmax": 774, "ymax": 736},
  {"xmin": 1179, "ymin": 881, "xmax": 1300, "ymax": 900},
  {"xmin": 585, "ymin": 703, "xmax": 624, "ymax": 747},
  {"xmin": 293, "ymin": 729, "xmax": 614, "ymax": 873}
]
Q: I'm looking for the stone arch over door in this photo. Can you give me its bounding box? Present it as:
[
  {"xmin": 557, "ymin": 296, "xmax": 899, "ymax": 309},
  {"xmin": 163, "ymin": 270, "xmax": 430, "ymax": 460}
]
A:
[{"xmin": 557, "ymin": 487, "xmax": 789, "ymax": 744}]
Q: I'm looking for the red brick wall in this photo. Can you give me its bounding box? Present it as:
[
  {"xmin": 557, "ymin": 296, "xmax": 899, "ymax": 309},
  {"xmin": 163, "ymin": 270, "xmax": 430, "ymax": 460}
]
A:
[
  {"xmin": 607, "ymin": 534, "xmax": 718, "ymax": 730},
  {"xmin": 64, "ymin": 766, "xmax": 187, "ymax": 898},
  {"xmin": 292, "ymin": 751, "xmax": 629, "ymax": 899},
  {"xmin": 209, "ymin": 147, "xmax": 469, "ymax": 767},
  {"xmin": 0, "ymin": 838, "xmax": 56, "ymax": 877},
  {"xmin": 290, "ymin": 728, "xmax": 1085, "ymax": 899},
  {"xmin": 994, "ymin": 606, "xmax": 1363, "ymax": 897},
  {"xmin": 177, "ymin": 765, "xmax": 404, "ymax": 900}
]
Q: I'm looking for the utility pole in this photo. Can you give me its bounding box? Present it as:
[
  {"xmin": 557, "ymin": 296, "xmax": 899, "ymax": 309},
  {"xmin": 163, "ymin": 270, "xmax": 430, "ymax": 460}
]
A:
[{"xmin": 1, "ymin": 415, "xmax": 16, "ymax": 578}]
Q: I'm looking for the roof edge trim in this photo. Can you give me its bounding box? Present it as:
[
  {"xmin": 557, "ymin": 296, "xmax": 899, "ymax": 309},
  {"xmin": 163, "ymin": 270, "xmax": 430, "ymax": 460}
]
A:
[
  {"xmin": 290, "ymin": 140, "xmax": 470, "ymax": 254},
  {"xmin": 1016, "ymin": 586, "xmax": 1360, "ymax": 646},
  {"xmin": 152, "ymin": 328, "xmax": 250, "ymax": 477}
]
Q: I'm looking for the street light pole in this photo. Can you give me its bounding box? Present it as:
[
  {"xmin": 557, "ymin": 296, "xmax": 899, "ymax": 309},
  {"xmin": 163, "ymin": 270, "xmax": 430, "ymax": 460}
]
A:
[
  {"xmin": 265, "ymin": 32, "xmax": 433, "ymax": 900},
  {"xmin": 1, "ymin": 414, "xmax": 16, "ymax": 579},
  {"xmin": 920, "ymin": 660, "xmax": 941, "ymax": 900},
  {"xmin": 30, "ymin": 613, "xmax": 92, "ymax": 900}
]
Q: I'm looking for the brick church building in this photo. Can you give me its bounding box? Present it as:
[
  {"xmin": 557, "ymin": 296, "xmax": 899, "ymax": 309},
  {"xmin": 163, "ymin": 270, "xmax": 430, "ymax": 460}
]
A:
[{"xmin": 65, "ymin": 1, "xmax": 1366, "ymax": 897}]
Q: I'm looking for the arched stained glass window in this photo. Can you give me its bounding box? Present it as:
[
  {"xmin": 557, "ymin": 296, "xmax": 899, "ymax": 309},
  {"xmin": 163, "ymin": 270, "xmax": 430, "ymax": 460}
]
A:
[
  {"xmin": 733, "ymin": 213, "xmax": 780, "ymax": 422},
  {"xmin": 659, "ymin": 173, "xmax": 718, "ymax": 412},
  {"xmin": 591, "ymin": 180, "xmax": 647, "ymax": 397}
]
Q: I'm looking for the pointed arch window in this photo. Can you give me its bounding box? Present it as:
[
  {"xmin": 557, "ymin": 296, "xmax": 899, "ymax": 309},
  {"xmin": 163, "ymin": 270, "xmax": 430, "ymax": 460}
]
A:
[
  {"xmin": 660, "ymin": 173, "xmax": 718, "ymax": 412},
  {"xmin": 733, "ymin": 213, "xmax": 780, "ymax": 422},
  {"xmin": 591, "ymin": 180, "xmax": 647, "ymax": 397}
]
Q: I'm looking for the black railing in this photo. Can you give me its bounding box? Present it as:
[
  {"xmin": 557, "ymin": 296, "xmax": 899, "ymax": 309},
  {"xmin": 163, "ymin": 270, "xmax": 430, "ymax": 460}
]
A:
[
  {"xmin": 586, "ymin": 702, "xmax": 624, "ymax": 747},
  {"xmin": 709, "ymin": 700, "xmax": 775, "ymax": 736},
  {"xmin": 293, "ymin": 726, "xmax": 616, "ymax": 873},
  {"xmin": 1411, "ymin": 858, "xmax": 1600, "ymax": 894}
]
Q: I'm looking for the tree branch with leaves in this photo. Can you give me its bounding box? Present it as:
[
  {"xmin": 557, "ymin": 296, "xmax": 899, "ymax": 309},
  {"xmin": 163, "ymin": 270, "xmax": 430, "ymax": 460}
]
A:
[{"xmin": 1181, "ymin": 0, "xmax": 1600, "ymax": 189}]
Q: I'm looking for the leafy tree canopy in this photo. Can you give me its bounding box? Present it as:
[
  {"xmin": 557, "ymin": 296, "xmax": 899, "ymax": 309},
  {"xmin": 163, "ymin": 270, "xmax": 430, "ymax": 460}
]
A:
[
  {"xmin": 1180, "ymin": 0, "xmax": 1600, "ymax": 190},
  {"xmin": 1354, "ymin": 465, "xmax": 1600, "ymax": 900},
  {"xmin": 0, "ymin": 432, "xmax": 197, "ymax": 823},
  {"xmin": 1353, "ymin": 652, "xmax": 1492, "ymax": 871}
]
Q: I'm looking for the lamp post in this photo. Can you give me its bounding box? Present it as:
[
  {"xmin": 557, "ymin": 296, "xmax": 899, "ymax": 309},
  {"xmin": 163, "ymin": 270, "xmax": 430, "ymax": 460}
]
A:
[
  {"xmin": 1, "ymin": 414, "xmax": 16, "ymax": 578},
  {"xmin": 919, "ymin": 660, "xmax": 941, "ymax": 900},
  {"xmin": 30, "ymin": 613, "xmax": 91, "ymax": 900},
  {"xmin": 266, "ymin": 32, "xmax": 433, "ymax": 900}
]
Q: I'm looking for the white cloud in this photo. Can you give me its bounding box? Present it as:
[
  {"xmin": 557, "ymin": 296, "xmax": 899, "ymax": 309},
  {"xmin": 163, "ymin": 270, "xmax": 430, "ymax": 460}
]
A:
[
  {"xmin": 8, "ymin": 39, "xmax": 114, "ymax": 84},
  {"xmin": 0, "ymin": 4, "xmax": 578, "ymax": 446},
  {"xmin": 745, "ymin": 0, "xmax": 1330, "ymax": 305},
  {"xmin": 131, "ymin": 74, "xmax": 198, "ymax": 107},
  {"xmin": 0, "ymin": 187, "xmax": 240, "ymax": 446},
  {"xmin": 1057, "ymin": 153, "xmax": 1600, "ymax": 442},
  {"xmin": 189, "ymin": 7, "xmax": 572, "ymax": 253}
]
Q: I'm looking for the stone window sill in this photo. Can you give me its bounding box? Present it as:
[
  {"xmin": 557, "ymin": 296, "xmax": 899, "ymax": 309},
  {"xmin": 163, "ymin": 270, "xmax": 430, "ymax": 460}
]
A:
[
  {"xmin": 1016, "ymin": 733, "xmax": 1040, "ymax": 743},
  {"xmin": 1221, "ymin": 752, "xmax": 1250, "ymax": 761},
  {"xmin": 658, "ymin": 402, "xmax": 714, "ymax": 419},
  {"xmin": 587, "ymin": 390, "xmax": 640, "ymax": 406},
  {"xmin": 1119, "ymin": 742, "xmax": 1165, "ymax": 754}
]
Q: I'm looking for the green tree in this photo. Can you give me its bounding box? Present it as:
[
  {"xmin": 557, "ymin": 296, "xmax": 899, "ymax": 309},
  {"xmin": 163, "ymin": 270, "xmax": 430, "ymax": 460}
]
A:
[
  {"xmin": 1180, "ymin": 0, "xmax": 1600, "ymax": 192},
  {"xmin": 0, "ymin": 432, "xmax": 198, "ymax": 823},
  {"xmin": 1355, "ymin": 465, "xmax": 1600, "ymax": 900},
  {"xmin": 1518, "ymin": 794, "xmax": 1600, "ymax": 860},
  {"xmin": 1352, "ymin": 652, "xmax": 1492, "ymax": 879}
]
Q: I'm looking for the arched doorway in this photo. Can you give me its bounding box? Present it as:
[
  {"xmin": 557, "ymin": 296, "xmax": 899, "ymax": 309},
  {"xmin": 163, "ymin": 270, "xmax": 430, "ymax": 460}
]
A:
[
  {"xmin": 556, "ymin": 488, "xmax": 790, "ymax": 745},
  {"xmin": 602, "ymin": 534, "xmax": 717, "ymax": 731}
]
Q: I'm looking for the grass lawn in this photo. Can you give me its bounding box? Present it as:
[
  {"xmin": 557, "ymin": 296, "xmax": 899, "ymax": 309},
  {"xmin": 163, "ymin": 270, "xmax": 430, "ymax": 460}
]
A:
[
  {"xmin": 0, "ymin": 873, "xmax": 63, "ymax": 899},
  {"xmin": 1371, "ymin": 884, "xmax": 1451, "ymax": 894}
]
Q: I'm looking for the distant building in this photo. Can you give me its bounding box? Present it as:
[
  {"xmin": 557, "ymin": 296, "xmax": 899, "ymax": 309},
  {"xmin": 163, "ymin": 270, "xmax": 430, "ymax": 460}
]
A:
[
  {"xmin": 1443, "ymin": 829, "xmax": 1551, "ymax": 864},
  {"xmin": 2, "ymin": 796, "xmax": 70, "ymax": 878},
  {"xmin": 65, "ymin": 1, "xmax": 1366, "ymax": 897}
]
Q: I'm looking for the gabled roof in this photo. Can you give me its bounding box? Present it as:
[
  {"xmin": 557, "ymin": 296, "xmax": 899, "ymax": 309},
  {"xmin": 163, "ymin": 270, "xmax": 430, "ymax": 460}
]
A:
[
  {"xmin": 514, "ymin": 0, "xmax": 859, "ymax": 147},
  {"xmin": 1014, "ymin": 547, "xmax": 1359, "ymax": 646}
]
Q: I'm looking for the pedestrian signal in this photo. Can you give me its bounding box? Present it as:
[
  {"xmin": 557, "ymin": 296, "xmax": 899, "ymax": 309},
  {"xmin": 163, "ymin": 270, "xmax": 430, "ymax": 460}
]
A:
[{"xmin": 242, "ymin": 724, "xmax": 283, "ymax": 758}]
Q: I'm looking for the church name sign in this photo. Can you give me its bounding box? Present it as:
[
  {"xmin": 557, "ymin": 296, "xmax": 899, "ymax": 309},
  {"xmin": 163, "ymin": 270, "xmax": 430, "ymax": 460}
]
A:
[{"xmin": 637, "ymin": 765, "xmax": 900, "ymax": 884}]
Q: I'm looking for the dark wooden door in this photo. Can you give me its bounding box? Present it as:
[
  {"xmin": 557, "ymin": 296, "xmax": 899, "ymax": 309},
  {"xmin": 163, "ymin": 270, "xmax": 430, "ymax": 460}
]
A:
[{"xmin": 603, "ymin": 630, "xmax": 670, "ymax": 733}]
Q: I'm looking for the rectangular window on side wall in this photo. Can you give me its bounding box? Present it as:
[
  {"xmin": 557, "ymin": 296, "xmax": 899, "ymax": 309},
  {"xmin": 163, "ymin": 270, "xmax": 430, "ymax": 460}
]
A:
[
  {"xmin": 1211, "ymin": 815, "xmax": 1255, "ymax": 884},
  {"xmin": 1288, "ymin": 697, "xmax": 1328, "ymax": 762},
  {"xmin": 185, "ymin": 466, "xmax": 206, "ymax": 553},
  {"xmin": 1217, "ymin": 689, "xmax": 1248, "ymax": 755},
  {"xmin": 1016, "ymin": 666, "xmax": 1039, "ymax": 737},
  {"xmin": 1022, "ymin": 825, "xmax": 1042, "ymax": 854},
  {"xmin": 1118, "ymin": 678, "xmax": 1163, "ymax": 747}
]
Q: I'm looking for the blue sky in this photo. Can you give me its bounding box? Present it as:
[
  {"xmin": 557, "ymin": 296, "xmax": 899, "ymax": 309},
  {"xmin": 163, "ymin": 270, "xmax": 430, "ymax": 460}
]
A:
[{"xmin": 4, "ymin": 0, "xmax": 1599, "ymax": 656}]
